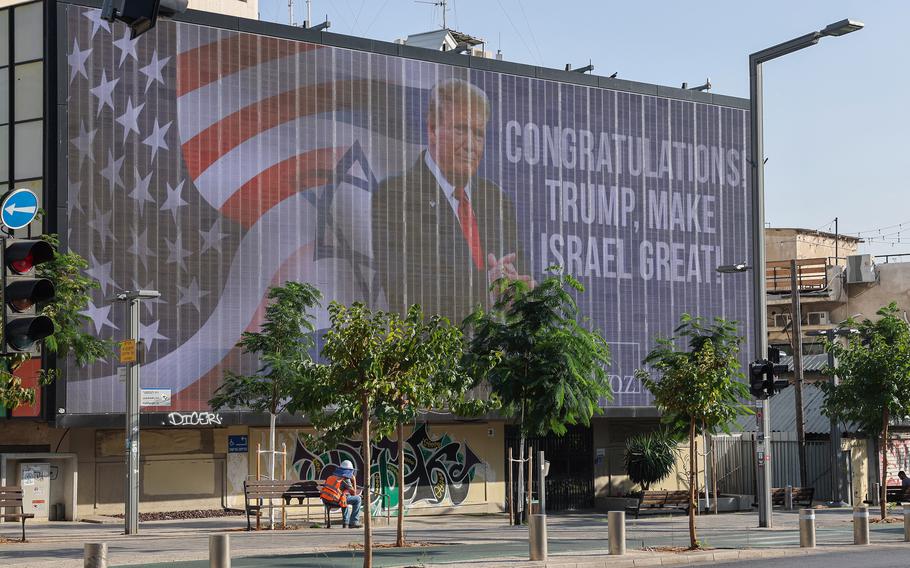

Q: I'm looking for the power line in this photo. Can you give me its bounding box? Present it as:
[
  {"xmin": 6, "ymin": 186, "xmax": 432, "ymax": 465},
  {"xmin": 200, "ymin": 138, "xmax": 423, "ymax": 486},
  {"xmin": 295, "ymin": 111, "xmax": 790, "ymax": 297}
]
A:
[
  {"xmin": 849, "ymin": 219, "xmax": 910, "ymax": 236},
  {"xmin": 494, "ymin": 0, "xmax": 541, "ymax": 66}
]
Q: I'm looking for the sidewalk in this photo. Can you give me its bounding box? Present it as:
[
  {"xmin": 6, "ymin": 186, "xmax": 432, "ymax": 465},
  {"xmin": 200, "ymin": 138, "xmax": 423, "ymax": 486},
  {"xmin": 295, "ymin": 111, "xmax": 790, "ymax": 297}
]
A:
[{"xmin": 1, "ymin": 509, "xmax": 907, "ymax": 568}]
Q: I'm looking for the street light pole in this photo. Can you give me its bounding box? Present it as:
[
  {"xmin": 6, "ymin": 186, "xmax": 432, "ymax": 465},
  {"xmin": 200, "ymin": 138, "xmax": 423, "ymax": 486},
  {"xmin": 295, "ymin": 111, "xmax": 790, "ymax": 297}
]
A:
[
  {"xmin": 748, "ymin": 18, "xmax": 863, "ymax": 529},
  {"xmin": 110, "ymin": 289, "xmax": 161, "ymax": 535}
]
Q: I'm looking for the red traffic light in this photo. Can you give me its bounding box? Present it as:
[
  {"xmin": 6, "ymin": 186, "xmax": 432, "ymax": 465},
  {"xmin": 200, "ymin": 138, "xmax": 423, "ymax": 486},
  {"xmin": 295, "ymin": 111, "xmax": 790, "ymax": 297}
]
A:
[{"xmin": 5, "ymin": 240, "xmax": 53, "ymax": 274}]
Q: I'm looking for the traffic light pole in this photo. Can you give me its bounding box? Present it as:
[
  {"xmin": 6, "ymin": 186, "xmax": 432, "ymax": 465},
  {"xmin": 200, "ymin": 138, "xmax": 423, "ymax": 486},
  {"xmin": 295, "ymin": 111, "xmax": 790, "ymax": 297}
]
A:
[
  {"xmin": 749, "ymin": 49, "xmax": 773, "ymax": 530},
  {"xmin": 111, "ymin": 290, "xmax": 160, "ymax": 536}
]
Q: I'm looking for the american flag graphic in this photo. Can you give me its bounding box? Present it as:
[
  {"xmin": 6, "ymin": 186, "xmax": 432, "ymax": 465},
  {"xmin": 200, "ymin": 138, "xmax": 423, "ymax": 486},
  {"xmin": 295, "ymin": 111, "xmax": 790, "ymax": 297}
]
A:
[
  {"xmin": 64, "ymin": 6, "xmax": 753, "ymax": 414},
  {"xmin": 64, "ymin": 7, "xmax": 436, "ymax": 413}
]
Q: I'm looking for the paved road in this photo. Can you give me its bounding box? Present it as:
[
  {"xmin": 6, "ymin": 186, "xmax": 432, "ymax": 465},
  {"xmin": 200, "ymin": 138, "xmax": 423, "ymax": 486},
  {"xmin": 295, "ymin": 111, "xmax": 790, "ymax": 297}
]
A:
[
  {"xmin": 2, "ymin": 509, "xmax": 908, "ymax": 568},
  {"xmin": 711, "ymin": 548, "xmax": 910, "ymax": 568}
]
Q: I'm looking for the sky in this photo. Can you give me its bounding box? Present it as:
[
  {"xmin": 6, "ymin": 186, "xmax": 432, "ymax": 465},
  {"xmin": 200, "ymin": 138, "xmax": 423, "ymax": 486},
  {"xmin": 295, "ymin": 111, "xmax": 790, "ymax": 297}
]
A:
[{"xmin": 258, "ymin": 0, "xmax": 908, "ymax": 259}]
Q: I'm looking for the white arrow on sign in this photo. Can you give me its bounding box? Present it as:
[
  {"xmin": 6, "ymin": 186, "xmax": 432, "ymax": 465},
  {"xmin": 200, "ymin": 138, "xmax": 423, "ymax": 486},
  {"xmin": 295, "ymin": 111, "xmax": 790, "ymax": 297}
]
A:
[{"xmin": 5, "ymin": 204, "xmax": 37, "ymax": 216}]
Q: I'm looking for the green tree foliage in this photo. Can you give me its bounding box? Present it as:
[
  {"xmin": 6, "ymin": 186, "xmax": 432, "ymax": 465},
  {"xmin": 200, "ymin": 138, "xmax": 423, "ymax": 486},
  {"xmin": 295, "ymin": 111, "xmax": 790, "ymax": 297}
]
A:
[
  {"xmin": 209, "ymin": 282, "xmax": 322, "ymax": 508},
  {"xmin": 463, "ymin": 272, "xmax": 612, "ymax": 521},
  {"xmin": 817, "ymin": 303, "xmax": 910, "ymax": 520},
  {"xmin": 1, "ymin": 234, "xmax": 113, "ymax": 409},
  {"xmin": 637, "ymin": 314, "xmax": 750, "ymax": 549},
  {"xmin": 310, "ymin": 301, "xmax": 478, "ymax": 567},
  {"xmin": 624, "ymin": 430, "xmax": 678, "ymax": 491}
]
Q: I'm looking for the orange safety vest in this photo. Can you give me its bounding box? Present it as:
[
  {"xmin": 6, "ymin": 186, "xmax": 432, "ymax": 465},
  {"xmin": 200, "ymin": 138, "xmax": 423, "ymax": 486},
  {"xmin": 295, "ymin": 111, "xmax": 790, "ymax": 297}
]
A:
[{"xmin": 320, "ymin": 475, "xmax": 356, "ymax": 507}]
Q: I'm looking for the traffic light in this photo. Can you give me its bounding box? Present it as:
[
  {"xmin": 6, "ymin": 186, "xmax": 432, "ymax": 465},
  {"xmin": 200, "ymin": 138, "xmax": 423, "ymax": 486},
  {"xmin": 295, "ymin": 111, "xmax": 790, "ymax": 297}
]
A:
[
  {"xmin": 749, "ymin": 360, "xmax": 768, "ymax": 399},
  {"xmin": 100, "ymin": 0, "xmax": 188, "ymax": 39},
  {"xmin": 1, "ymin": 238, "xmax": 55, "ymax": 355}
]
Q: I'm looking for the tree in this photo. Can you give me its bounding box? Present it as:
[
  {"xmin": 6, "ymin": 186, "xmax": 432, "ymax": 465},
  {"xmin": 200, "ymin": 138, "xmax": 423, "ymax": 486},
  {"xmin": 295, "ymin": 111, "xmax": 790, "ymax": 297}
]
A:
[
  {"xmin": 2, "ymin": 234, "xmax": 113, "ymax": 410},
  {"xmin": 637, "ymin": 314, "xmax": 750, "ymax": 549},
  {"xmin": 310, "ymin": 302, "xmax": 427, "ymax": 567},
  {"xmin": 462, "ymin": 272, "xmax": 612, "ymax": 521},
  {"xmin": 209, "ymin": 281, "xmax": 322, "ymax": 521},
  {"xmin": 372, "ymin": 305, "xmax": 481, "ymax": 547},
  {"xmin": 624, "ymin": 430, "xmax": 678, "ymax": 491},
  {"xmin": 817, "ymin": 303, "xmax": 910, "ymax": 520}
]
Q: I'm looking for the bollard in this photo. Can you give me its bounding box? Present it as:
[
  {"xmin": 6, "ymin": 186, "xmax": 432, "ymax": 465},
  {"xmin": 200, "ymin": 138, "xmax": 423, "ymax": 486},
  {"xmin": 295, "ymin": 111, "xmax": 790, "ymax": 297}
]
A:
[
  {"xmin": 798, "ymin": 508, "xmax": 816, "ymax": 548},
  {"xmin": 608, "ymin": 510, "xmax": 626, "ymax": 555},
  {"xmin": 853, "ymin": 505, "xmax": 870, "ymax": 545},
  {"xmin": 785, "ymin": 485, "xmax": 793, "ymax": 510},
  {"xmin": 904, "ymin": 509, "xmax": 910, "ymax": 542},
  {"xmin": 209, "ymin": 534, "xmax": 231, "ymax": 568},
  {"xmin": 529, "ymin": 514, "xmax": 548, "ymax": 561},
  {"xmin": 84, "ymin": 543, "xmax": 108, "ymax": 568}
]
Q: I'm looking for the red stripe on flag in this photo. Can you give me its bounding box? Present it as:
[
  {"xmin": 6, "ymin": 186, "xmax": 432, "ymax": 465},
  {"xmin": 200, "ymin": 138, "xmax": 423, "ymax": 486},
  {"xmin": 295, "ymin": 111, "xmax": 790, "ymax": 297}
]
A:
[
  {"xmin": 181, "ymin": 80, "xmax": 374, "ymax": 180},
  {"xmin": 177, "ymin": 34, "xmax": 318, "ymax": 97},
  {"xmin": 219, "ymin": 148, "xmax": 346, "ymax": 228}
]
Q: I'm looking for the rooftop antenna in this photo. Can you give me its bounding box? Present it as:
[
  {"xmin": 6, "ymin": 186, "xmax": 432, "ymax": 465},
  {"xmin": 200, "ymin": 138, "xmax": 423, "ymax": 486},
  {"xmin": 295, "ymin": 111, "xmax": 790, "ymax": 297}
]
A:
[
  {"xmin": 416, "ymin": 0, "xmax": 448, "ymax": 29},
  {"xmin": 288, "ymin": 0, "xmax": 293, "ymax": 26},
  {"xmin": 306, "ymin": 0, "xmax": 312, "ymax": 27}
]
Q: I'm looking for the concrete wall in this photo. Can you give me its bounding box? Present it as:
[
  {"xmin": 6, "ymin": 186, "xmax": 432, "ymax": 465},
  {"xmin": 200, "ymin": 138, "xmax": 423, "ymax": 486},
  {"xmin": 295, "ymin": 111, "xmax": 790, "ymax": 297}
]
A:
[
  {"xmin": 188, "ymin": 0, "xmax": 259, "ymax": 19},
  {"xmin": 765, "ymin": 228, "xmax": 859, "ymax": 264},
  {"xmin": 831, "ymin": 262, "xmax": 910, "ymax": 323}
]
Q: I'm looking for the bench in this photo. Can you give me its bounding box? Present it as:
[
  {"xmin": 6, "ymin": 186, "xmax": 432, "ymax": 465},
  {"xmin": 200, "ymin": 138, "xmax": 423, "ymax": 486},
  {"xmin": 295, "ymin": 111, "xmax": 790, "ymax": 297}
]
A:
[
  {"xmin": 769, "ymin": 487, "xmax": 814, "ymax": 508},
  {"xmin": 863, "ymin": 485, "xmax": 910, "ymax": 505},
  {"xmin": 243, "ymin": 479, "xmax": 391, "ymax": 530},
  {"xmin": 243, "ymin": 479, "xmax": 326, "ymax": 530},
  {"xmin": 625, "ymin": 490, "xmax": 691, "ymax": 519},
  {"xmin": 0, "ymin": 486, "xmax": 34, "ymax": 541}
]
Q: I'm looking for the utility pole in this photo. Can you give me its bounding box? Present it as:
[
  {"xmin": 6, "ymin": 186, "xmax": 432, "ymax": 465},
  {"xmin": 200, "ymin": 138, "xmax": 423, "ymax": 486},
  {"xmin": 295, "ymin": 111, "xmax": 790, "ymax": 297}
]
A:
[
  {"xmin": 789, "ymin": 259, "xmax": 808, "ymax": 487},
  {"xmin": 111, "ymin": 289, "xmax": 161, "ymax": 535}
]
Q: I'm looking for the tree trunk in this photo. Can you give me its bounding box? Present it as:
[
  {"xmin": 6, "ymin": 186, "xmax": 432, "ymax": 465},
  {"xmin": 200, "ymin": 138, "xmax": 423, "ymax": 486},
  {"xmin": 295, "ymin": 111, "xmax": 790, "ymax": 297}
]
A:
[
  {"xmin": 881, "ymin": 408, "xmax": 890, "ymax": 521},
  {"xmin": 396, "ymin": 421, "xmax": 405, "ymax": 547},
  {"xmin": 688, "ymin": 418, "xmax": 698, "ymax": 549},
  {"xmin": 268, "ymin": 412, "xmax": 277, "ymax": 529},
  {"xmin": 362, "ymin": 396, "xmax": 372, "ymax": 568},
  {"xmin": 711, "ymin": 434, "xmax": 718, "ymax": 515}
]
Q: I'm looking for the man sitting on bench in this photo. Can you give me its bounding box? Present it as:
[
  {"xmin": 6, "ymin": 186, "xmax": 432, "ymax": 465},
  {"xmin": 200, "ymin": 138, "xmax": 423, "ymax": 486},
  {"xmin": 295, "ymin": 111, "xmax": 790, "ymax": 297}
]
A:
[{"xmin": 320, "ymin": 460, "xmax": 362, "ymax": 528}]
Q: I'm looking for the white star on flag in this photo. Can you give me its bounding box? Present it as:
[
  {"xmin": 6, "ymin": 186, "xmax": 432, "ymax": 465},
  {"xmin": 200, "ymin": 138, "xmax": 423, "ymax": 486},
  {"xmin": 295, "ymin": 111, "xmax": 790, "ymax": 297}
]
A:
[
  {"xmin": 199, "ymin": 219, "xmax": 228, "ymax": 254},
  {"xmin": 87, "ymin": 209, "xmax": 116, "ymax": 244},
  {"xmin": 67, "ymin": 180, "xmax": 84, "ymax": 215},
  {"xmin": 160, "ymin": 180, "xmax": 188, "ymax": 221},
  {"xmin": 142, "ymin": 119, "xmax": 171, "ymax": 160},
  {"xmin": 86, "ymin": 254, "xmax": 116, "ymax": 293},
  {"xmin": 115, "ymin": 97, "xmax": 146, "ymax": 143},
  {"xmin": 165, "ymin": 231, "xmax": 192, "ymax": 270},
  {"xmin": 128, "ymin": 167, "xmax": 155, "ymax": 215},
  {"xmin": 100, "ymin": 150, "xmax": 125, "ymax": 189},
  {"xmin": 89, "ymin": 70, "xmax": 119, "ymax": 116},
  {"xmin": 138, "ymin": 319, "xmax": 168, "ymax": 347},
  {"xmin": 177, "ymin": 278, "xmax": 209, "ymax": 312},
  {"xmin": 82, "ymin": 9, "xmax": 111, "ymax": 39},
  {"xmin": 139, "ymin": 50, "xmax": 171, "ymax": 92},
  {"xmin": 70, "ymin": 121, "xmax": 96, "ymax": 167},
  {"xmin": 128, "ymin": 228, "xmax": 157, "ymax": 270},
  {"xmin": 112, "ymin": 28, "xmax": 140, "ymax": 67},
  {"xmin": 67, "ymin": 38, "xmax": 92, "ymax": 84},
  {"xmin": 81, "ymin": 301, "xmax": 118, "ymax": 334}
]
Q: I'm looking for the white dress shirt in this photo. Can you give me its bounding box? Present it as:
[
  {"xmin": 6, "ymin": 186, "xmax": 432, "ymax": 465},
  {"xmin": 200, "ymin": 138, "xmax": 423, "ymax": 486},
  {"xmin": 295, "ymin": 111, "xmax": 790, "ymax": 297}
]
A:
[{"xmin": 424, "ymin": 150, "xmax": 472, "ymax": 227}]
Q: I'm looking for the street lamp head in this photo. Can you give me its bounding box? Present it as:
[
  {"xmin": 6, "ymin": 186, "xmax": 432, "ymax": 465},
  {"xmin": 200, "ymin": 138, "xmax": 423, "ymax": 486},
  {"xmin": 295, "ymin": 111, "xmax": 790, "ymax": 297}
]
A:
[
  {"xmin": 716, "ymin": 263, "xmax": 752, "ymax": 274},
  {"xmin": 820, "ymin": 19, "xmax": 864, "ymax": 37}
]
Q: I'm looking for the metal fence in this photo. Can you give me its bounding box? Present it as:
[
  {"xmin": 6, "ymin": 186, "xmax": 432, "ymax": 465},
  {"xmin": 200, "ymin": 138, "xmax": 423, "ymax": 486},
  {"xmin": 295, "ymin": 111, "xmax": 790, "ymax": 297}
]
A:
[{"xmin": 713, "ymin": 435, "xmax": 837, "ymax": 501}]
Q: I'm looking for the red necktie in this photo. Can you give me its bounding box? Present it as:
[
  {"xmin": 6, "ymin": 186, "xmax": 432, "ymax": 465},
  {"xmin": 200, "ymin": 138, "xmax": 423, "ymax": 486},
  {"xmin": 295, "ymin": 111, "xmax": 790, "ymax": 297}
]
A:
[{"xmin": 454, "ymin": 186, "xmax": 485, "ymax": 271}]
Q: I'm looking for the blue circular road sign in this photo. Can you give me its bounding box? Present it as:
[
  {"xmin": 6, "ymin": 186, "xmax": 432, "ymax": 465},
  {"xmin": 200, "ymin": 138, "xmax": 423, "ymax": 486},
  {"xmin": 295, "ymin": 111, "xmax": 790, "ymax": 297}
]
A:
[{"xmin": 1, "ymin": 188, "xmax": 39, "ymax": 230}]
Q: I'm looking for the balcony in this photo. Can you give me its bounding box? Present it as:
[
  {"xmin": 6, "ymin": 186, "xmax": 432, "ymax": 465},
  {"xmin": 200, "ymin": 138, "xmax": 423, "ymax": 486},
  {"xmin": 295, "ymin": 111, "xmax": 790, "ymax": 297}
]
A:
[{"xmin": 766, "ymin": 257, "xmax": 846, "ymax": 306}]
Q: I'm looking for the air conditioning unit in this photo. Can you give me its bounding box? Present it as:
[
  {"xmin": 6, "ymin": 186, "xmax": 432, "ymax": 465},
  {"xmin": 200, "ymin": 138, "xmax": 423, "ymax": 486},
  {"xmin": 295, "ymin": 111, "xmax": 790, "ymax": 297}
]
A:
[
  {"xmin": 773, "ymin": 313, "xmax": 791, "ymax": 328},
  {"xmin": 846, "ymin": 254, "xmax": 876, "ymax": 284},
  {"xmin": 807, "ymin": 311, "xmax": 830, "ymax": 326}
]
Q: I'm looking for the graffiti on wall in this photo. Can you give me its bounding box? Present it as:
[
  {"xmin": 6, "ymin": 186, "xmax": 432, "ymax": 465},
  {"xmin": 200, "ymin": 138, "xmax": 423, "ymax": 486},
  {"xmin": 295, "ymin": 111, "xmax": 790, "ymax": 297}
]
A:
[{"xmin": 292, "ymin": 424, "xmax": 485, "ymax": 511}]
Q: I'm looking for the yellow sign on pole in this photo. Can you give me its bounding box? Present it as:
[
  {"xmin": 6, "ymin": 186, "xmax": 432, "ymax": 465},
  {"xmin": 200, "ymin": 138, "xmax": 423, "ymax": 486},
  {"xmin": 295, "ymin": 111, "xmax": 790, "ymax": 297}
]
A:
[{"xmin": 119, "ymin": 339, "xmax": 137, "ymax": 364}]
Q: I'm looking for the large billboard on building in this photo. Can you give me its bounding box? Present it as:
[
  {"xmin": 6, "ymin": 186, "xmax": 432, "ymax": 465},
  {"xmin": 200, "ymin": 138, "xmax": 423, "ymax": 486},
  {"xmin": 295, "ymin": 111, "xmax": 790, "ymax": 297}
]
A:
[{"xmin": 60, "ymin": 4, "xmax": 753, "ymax": 416}]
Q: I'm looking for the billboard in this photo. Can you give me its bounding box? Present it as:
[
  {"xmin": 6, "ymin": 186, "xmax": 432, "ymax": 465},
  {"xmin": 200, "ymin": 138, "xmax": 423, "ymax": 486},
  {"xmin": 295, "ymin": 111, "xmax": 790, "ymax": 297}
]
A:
[{"xmin": 61, "ymin": 5, "xmax": 753, "ymax": 415}]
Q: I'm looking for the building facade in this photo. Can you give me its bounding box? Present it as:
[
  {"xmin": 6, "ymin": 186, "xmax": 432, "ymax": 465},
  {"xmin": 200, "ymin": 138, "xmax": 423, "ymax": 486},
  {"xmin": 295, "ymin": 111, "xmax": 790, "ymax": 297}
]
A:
[{"xmin": 1, "ymin": 0, "xmax": 755, "ymax": 520}]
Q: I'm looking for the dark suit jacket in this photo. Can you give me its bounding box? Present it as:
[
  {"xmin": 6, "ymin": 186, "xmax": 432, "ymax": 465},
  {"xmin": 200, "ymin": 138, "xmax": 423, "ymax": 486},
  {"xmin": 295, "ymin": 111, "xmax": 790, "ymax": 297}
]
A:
[{"xmin": 372, "ymin": 152, "xmax": 522, "ymax": 325}]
